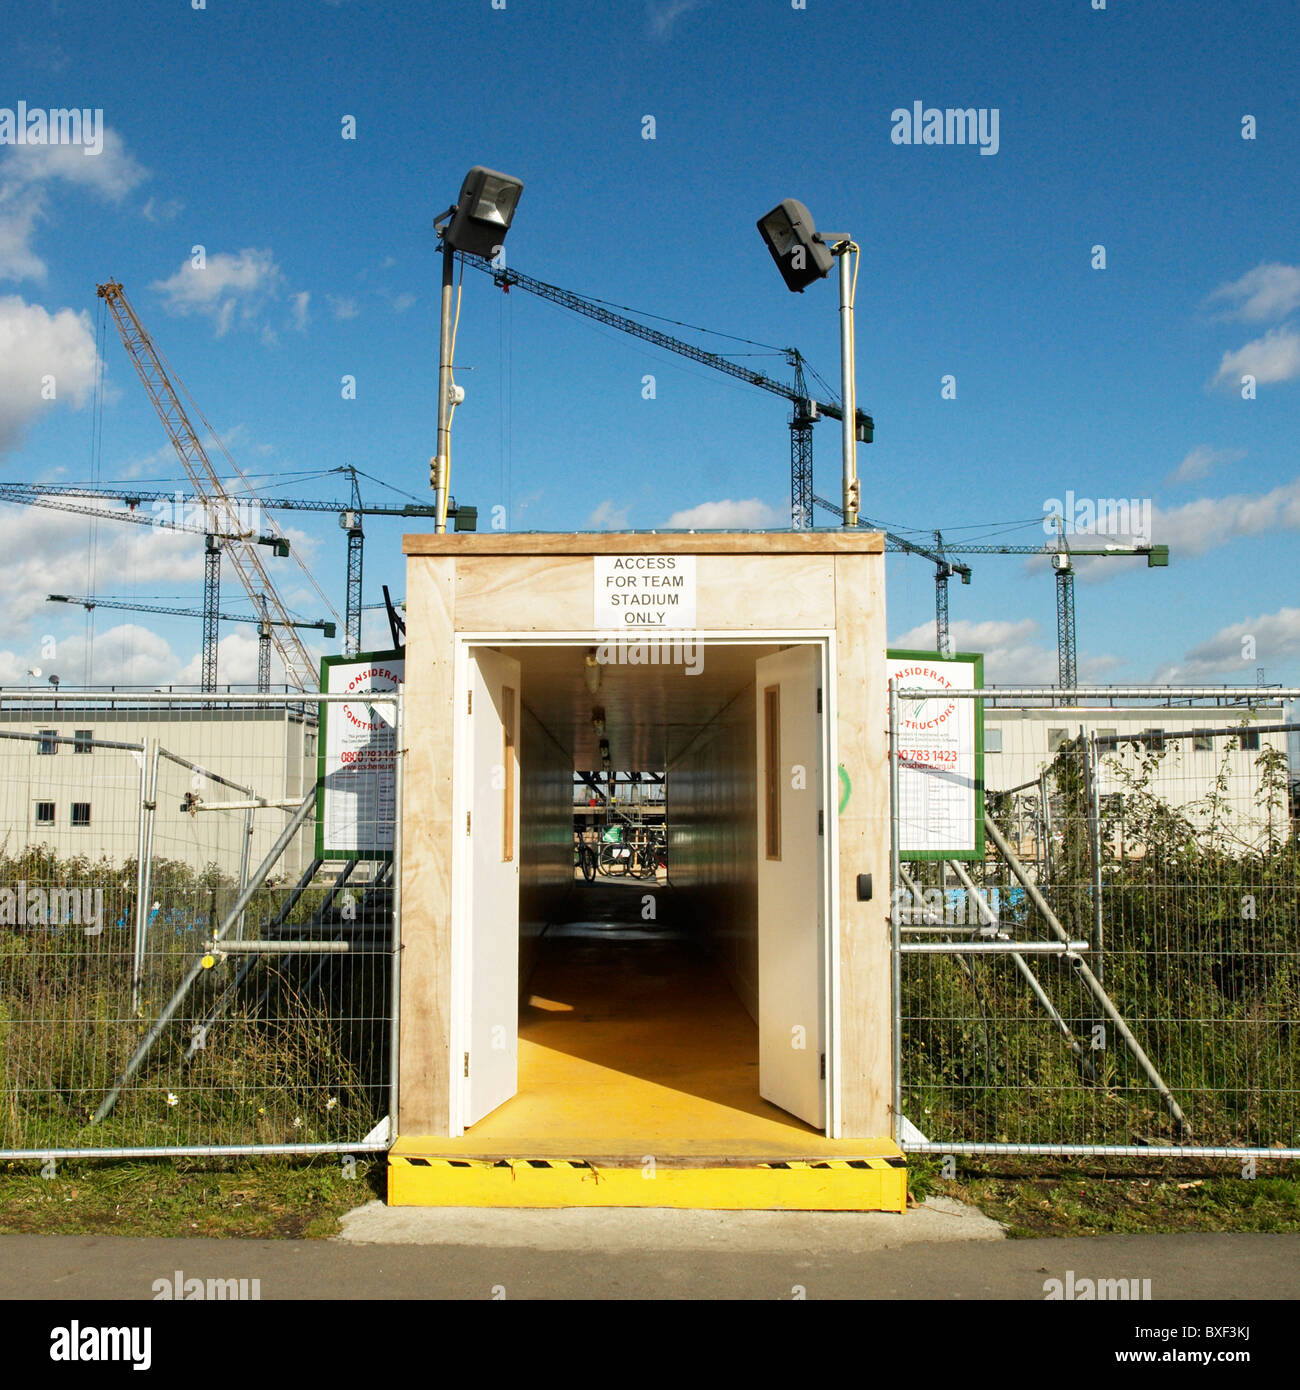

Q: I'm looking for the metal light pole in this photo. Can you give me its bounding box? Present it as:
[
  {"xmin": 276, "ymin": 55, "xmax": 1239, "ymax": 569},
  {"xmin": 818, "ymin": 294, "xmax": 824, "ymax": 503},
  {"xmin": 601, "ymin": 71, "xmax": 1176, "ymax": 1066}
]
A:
[
  {"xmin": 432, "ymin": 242, "xmax": 459, "ymax": 534},
  {"xmin": 831, "ymin": 239, "xmax": 860, "ymax": 527},
  {"xmin": 431, "ymin": 166, "xmax": 524, "ymax": 532},
  {"xmin": 756, "ymin": 199, "xmax": 861, "ymax": 529}
]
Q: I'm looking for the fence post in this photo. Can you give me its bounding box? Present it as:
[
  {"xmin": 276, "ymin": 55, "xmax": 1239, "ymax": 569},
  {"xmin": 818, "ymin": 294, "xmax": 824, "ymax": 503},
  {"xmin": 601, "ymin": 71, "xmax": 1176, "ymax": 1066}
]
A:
[
  {"xmin": 888, "ymin": 678, "xmax": 902, "ymax": 1147},
  {"xmin": 131, "ymin": 738, "xmax": 159, "ymax": 1016},
  {"xmin": 1081, "ymin": 729, "xmax": 1105, "ymax": 983},
  {"xmin": 388, "ymin": 691, "xmax": 404, "ymax": 1147}
]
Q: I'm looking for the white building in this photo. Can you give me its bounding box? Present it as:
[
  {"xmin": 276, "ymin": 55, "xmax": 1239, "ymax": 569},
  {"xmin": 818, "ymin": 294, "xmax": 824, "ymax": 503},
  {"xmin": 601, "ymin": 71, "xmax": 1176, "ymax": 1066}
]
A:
[
  {"xmin": 0, "ymin": 695, "xmax": 318, "ymax": 879},
  {"xmin": 984, "ymin": 701, "xmax": 1291, "ymax": 857}
]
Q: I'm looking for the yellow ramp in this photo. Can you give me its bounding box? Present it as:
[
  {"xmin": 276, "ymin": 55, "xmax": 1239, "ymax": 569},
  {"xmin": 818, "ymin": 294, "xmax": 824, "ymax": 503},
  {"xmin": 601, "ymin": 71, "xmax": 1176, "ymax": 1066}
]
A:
[{"xmin": 388, "ymin": 922, "xmax": 906, "ymax": 1210}]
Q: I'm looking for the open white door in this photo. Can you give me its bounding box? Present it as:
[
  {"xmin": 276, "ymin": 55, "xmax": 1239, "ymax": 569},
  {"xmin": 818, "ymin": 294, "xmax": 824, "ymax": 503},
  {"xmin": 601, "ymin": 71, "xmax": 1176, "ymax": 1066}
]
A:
[
  {"xmin": 462, "ymin": 646, "xmax": 522, "ymax": 1128},
  {"xmin": 755, "ymin": 644, "xmax": 826, "ymax": 1130}
]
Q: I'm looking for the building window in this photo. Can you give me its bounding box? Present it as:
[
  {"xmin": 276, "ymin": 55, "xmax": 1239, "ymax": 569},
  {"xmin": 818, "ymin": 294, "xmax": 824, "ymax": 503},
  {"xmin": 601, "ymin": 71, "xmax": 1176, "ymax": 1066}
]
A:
[
  {"xmin": 1238, "ymin": 730, "xmax": 1260, "ymax": 751},
  {"xmin": 35, "ymin": 801, "xmax": 55, "ymax": 825},
  {"xmin": 1048, "ymin": 728, "xmax": 1069, "ymax": 752},
  {"xmin": 1192, "ymin": 731, "xmax": 1214, "ymax": 752},
  {"xmin": 70, "ymin": 802, "xmax": 91, "ymax": 827},
  {"xmin": 1096, "ymin": 728, "xmax": 1118, "ymax": 746},
  {"xmin": 1141, "ymin": 728, "xmax": 1165, "ymax": 752},
  {"xmin": 74, "ymin": 729, "xmax": 93, "ymax": 754},
  {"xmin": 37, "ymin": 729, "xmax": 57, "ymax": 755},
  {"xmin": 985, "ymin": 726, "xmax": 1002, "ymax": 753}
]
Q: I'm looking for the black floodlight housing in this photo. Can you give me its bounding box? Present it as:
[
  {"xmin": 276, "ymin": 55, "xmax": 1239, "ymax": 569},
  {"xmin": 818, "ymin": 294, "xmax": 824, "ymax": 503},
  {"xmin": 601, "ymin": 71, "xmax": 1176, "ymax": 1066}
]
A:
[
  {"xmin": 452, "ymin": 504, "xmax": 478, "ymax": 533},
  {"xmin": 756, "ymin": 198, "xmax": 834, "ymax": 292},
  {"xmin": 444, "ymin": 166, "xmax": 524, "ymax": 260}
]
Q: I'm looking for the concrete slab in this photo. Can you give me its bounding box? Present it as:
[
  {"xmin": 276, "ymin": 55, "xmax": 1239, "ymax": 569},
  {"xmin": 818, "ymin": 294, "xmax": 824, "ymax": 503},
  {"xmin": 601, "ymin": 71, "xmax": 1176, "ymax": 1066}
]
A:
[{"xmin": 336, "ymin": 1194, "xmax": 1005, "ymax": 1250}]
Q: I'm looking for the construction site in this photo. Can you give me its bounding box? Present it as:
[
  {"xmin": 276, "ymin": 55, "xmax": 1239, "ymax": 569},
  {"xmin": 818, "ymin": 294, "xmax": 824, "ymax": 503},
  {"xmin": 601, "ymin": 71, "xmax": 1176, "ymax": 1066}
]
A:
[{"xmin": 1, "ymin": 169, "xmax": 1297, "ymax": 1223}]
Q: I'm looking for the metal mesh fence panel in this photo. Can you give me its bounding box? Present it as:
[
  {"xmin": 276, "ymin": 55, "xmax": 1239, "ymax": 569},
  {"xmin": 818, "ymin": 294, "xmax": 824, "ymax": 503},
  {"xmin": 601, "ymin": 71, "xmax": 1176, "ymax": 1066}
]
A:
[
  {"xmin": 892, "ymin": 685, "xmax": 1299, "ymax": 1158},
  {"xmin": 0, "ymin": 692, "xmax": 400, "ymax": 1158}
]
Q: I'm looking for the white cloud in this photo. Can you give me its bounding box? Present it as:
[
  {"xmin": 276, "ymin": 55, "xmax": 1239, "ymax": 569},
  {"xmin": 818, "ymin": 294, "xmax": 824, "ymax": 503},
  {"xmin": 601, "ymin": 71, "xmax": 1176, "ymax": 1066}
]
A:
[
  {"xmin": 891, "ymin": 617, "xmax": 1057, "ymax": 684},
  {"xmin": 0, "ymin": 295, "xmax": 100, "ymax": 452},
  {"xmin": 176, "ymin": 627, "xmax": 268, "ymax": 688},
  {"xmin": 0, "ymin": 126, "xmax": 149, "ymax": 283},
  {"xmin": 0, "ymin": 503, "xmax": 201, "ymax": 624},
  {"xmin": 1166, "ymin": 444, "xmax": 1244, "ymax": 485},
  {"xmin": 1205, "ymin": 262, "xmax": 1300, "ymax": 323},
  {"xmin": 2, "ymin": 126, "xmax": 147, "ymax": 203},
  {"xmin": 290, "ymin": 291, "xmax": 310, "ymax": 330},
  {"xmin": 1152, "ymin": 477, "xmax": 1300, "ymax": 557},
  {"xmin": 666, "ymin": 497, "xmax": 781, "ymax": 529},
  {"xmin": 0, "ymin": 183, "xmax": 45, "ymax": 280},
  {"xmin": 151, "ymin": 248, "xmax": 284, "ymax": 336},
  {"xmin": 1153, "ymin": 607, "xmax": 1300, "ymax": 684},
  {"xmin": 31, "ymin": 622, "xmax": 182, "ymax": 689},
  {"xmin": 587, "ymin": 499, "xmax": 630, "ymax": 530},
  {"xmin": 141, "ymin": 196, "xmax": 184, "ymax": 224},
  {"xmin": 326, "ymin": 294, "xmax": 359, "ymax": 321},
  {"xmin": 388, "ymin": 291, "xmax": 415, "ymax": 314},
  {"xmin": 1211, "ymin": 325, "xmax": 1300, "ymax": 389},
  {"xmin": 648, "ymin": 0, "xmax": 706, "ymax": 37},
  {"xmin": 889, "ymin": 615, "xmax": 1119, "ymax": 686}
]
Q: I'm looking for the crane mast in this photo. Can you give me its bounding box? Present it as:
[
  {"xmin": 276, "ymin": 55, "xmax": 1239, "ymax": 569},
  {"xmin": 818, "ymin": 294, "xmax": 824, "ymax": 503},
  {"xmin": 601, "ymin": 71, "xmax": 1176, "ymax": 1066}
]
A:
[{"xmin": 96, "ymin": 281, "xmax": 318, "ymax": 690}]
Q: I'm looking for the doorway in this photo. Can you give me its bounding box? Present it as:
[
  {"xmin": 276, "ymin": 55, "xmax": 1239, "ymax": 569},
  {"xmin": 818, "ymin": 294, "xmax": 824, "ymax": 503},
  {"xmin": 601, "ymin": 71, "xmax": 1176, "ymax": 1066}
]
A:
[{"xmin": 450, "ymin": 637, "xmax": 837, "ymax": 1147}]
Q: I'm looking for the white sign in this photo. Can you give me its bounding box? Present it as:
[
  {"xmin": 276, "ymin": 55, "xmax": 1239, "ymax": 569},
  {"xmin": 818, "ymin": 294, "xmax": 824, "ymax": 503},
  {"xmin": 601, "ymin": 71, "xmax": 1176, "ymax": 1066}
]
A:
[
  {"xmin": 888, "ymin": 653, "xmax": 980, "ymax": 857},
  {"xmin": 593, "ymin": 555, "xmax": 696, "ymax": 629},
  {"xmin": 320, "ymin": 654, "xmax": 404, "ymax": 857}
]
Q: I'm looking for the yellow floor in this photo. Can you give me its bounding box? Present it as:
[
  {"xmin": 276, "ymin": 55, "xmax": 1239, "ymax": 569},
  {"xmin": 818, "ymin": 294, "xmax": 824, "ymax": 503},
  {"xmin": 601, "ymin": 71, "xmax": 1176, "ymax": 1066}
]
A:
[{"xmin": 391, "ymin": 908, "xmax": 905, "ymax": 1209}]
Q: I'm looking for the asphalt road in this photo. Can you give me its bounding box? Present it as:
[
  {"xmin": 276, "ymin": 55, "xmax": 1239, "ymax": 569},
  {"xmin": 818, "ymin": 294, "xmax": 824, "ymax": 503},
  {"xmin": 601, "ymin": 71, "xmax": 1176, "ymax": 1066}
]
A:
[{"xmin": 2, "ymin": 1226, "xmax": 1296, "ymax": 1301}]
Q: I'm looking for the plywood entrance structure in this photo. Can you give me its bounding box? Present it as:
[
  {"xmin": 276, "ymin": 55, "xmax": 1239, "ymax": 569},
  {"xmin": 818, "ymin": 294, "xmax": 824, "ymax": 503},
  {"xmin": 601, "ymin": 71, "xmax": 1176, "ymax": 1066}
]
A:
[{"xmin": 393, "ymin": 531, "xmax": 901, "ymax": 1209}]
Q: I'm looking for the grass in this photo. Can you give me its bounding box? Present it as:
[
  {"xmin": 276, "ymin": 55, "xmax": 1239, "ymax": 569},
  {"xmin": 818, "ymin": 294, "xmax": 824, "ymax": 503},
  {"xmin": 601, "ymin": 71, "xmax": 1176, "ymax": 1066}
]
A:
[
  {"xmin": 0, "ymin": 1155, "xmax": 384, "ymax": 1239},
  {"xmin": 2, "ymin": 1151, "xmax": 1296, "ymax": 1242},
  {"xmin": 908, "ymin": 1154, "xmax": 1300, "ymax": 1237}
]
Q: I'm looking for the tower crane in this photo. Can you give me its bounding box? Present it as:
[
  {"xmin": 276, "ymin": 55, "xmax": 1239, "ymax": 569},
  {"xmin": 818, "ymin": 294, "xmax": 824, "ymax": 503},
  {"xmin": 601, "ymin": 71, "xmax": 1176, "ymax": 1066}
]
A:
[
  {"xmin": 47, "ymin": 594, "xmax": 337, "ymax": 692},
  {"xmin": 0, "ymin": 482, "xmax": 288, "ymax": 692},
  {"xmin": 96, "ymin": 280, "xmax": 339, "ymax": 691},
  {"xmin": 462, "ymin": 257, "xmax": 874, "ymax": 531},
  {"xmin": 0, "ymin": 468, "xmax": 473, "ymax": 662},
  {"xmin": 458, "ymin": 258, "xmax": 962, "ymax": 582},
  {"xmin": 934, "ymin": 536, "xmax": 1169, "ymax": 690}
]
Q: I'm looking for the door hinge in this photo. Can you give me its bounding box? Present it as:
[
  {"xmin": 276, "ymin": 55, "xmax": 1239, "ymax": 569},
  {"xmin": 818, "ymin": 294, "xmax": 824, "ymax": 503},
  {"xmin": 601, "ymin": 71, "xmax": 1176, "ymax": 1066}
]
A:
[
  {"xmin": 819, "ymin": 1052, "xmax": 826, "ymax": 1080},
  {"xmin": 816, "ymin": 687, "xmax": 822, "ymax": 714},
  {"xmin": 466, "ymin": 811, "xmax": 471, "ymax": 835},
  {"xmin": 467, "ymin": 690, "xmax": 472, "ymax": 714},
  {"xmin": 818, "ymin": 809, "xmax": 824, "ymax": 836},
  {"xmin": 463, "ymin": 1052, "xmax": 470, "ymax": 1078}
]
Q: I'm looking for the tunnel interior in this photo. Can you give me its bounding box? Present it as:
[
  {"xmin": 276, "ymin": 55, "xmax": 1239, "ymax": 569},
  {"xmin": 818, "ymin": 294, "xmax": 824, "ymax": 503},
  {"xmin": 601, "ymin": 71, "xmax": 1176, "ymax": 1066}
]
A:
[{"xmin": 457, "ymin": 640, "xmax": 830, "ymax": 1154}]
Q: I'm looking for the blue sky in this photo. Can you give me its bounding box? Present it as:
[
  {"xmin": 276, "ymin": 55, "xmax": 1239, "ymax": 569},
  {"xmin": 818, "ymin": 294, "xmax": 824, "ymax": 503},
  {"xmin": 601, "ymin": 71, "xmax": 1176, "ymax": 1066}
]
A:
[{"xmin": 2, "ymin": 0, "xmax": 1298, "ymax": 694}]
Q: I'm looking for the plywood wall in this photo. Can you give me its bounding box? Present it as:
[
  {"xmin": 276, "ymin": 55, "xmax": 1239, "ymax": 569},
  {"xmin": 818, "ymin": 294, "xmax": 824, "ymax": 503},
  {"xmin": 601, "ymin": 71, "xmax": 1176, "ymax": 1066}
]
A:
[
  {"xmin": 399, "ymin": 535, "xmax": 892, "ymax": 1140},
  {"xmin": 668, "ymin": 684, "xmax": 760, "ymax": 1022}
]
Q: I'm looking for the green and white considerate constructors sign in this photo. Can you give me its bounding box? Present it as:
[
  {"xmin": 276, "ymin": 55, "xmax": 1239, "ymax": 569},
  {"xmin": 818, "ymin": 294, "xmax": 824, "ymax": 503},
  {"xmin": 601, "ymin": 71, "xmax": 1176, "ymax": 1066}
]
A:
[
  {"xmin": 317, "ymin": 650, "xmax": 404, "ymax": 859},
  {"xmin": 887, "ymin": 650, "xmax": 985, "ymax": 861}
]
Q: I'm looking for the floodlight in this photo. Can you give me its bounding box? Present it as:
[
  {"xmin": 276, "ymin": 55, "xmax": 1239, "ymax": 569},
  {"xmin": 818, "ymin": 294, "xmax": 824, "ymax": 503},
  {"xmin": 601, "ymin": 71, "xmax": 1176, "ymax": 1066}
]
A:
[
  {"xmin": 756, "ymin": 198, "xmax": 834, "ymax": 293},
  {"xmin": 444, "ymin": 166, "xmax": 524, "ymax": 260}
]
